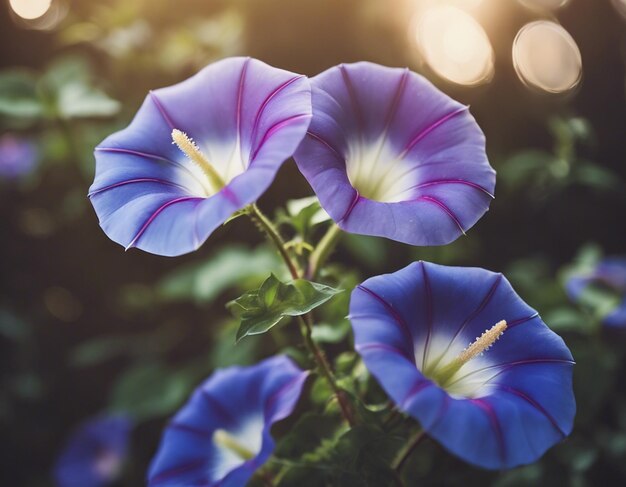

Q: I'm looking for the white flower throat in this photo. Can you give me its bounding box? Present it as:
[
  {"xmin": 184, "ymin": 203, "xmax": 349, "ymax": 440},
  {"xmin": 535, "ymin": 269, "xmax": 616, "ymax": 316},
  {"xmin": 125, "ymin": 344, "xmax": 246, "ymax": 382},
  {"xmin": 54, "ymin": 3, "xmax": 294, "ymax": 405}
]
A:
[{"xmin": 420, "ymin": 320, "xmax": 508, "ymax": 398}]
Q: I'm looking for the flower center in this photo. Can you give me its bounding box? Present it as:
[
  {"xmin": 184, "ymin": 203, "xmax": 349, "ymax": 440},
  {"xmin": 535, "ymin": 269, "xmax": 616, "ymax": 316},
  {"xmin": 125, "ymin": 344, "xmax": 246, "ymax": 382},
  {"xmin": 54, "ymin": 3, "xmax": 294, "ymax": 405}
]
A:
[
  {"xmin": 428, "ymin": 319, "xmax": 507, "ymax": 394},
  {"xmin": 212, "ymin": 429, "xmax": 255, "ymax": 461},
  {"xmin": 171, "ymin": 129, "xmax": 225, "ymax": 194},
  {"xmin": 345, "ymin": 140, "xmax": 418, "ymax": 203}
]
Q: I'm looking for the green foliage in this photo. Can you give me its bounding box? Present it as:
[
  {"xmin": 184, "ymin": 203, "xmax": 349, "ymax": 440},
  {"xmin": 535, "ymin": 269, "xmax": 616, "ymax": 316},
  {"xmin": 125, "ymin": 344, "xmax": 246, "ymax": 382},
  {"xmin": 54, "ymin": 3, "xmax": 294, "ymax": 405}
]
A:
[
  {"xmin": 156, "ymin": 245, "xmax": 280, "ymax": 304},
  {"xmin": 0, "ymin": 71, "xmax": 42, "ymax": 123},
  {"xmin": 0, "ymin": 57, "xmax": 120, "ymax": 126},
  {"xmin": 109, "ymin": 361, "xmax": 202, "ymax": 421},
  {"xmin": 228, "ymin": 274, "xmax": 342, "ymax": 342},
  {"xmin": 499, "ymin": 116, "xmax": 622, "ymax": 200},
  {"xmin": 276, "ymin": 422, "xmax": 403, "ymax": 486}
]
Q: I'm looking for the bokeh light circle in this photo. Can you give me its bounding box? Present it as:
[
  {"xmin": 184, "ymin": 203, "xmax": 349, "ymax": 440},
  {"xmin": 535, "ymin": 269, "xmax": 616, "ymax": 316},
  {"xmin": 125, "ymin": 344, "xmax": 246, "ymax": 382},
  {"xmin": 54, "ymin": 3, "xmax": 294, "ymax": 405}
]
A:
[
  {"xmin": 513, "ymin": 21, "xmax": 582, "ymax": 94},
  {"xmin": 8, "ymin": 0, "xmax": 52, "ymax": 20},
  {"xmin": 611, "ymin": 0, "xmax": 626, "ymax": 20},
  {"xmin": 518, "ymin": 0, "xmax": 571, "ymax": 10},
  {"xmin": 414, "ymin": 5, "xmax": 494, "ymax": 87}
]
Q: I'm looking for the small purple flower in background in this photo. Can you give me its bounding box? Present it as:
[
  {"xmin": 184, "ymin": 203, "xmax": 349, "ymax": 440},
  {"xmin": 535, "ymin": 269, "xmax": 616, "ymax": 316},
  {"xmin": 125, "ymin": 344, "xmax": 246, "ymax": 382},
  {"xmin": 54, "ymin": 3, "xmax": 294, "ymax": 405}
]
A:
[
  {"xmin": 0, "ymin": 133, "xmax": 39, "ymax": 180},
  {"xmin": 148, "ymin": 355, "xmax": 308, "ymax": 486},
  {"xmin": 566, "ymin": 257, "xmax": 626, "ymax": 328},
  {"xmin": 89, "ymin": 57, "xmax": 311, "ymax": 256},
  {"xmin": 53, "ymin": 415, "xmax": 132, "ymax": 487},
  {"xmin": 350, "ymin": 261, "xmax": 575, "ymax": 469},
  {"xmin": 294, "ymin": 62, "xmax": 495, "ymax": 246}
]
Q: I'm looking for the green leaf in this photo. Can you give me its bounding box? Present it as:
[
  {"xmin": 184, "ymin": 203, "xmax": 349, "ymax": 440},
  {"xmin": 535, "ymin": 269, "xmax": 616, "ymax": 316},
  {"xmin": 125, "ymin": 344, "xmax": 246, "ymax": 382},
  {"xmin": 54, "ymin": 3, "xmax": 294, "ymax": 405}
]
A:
[
  {"xmin": 544, "ymin": 307, "xmax": 591, "ymax": 333},
  {"xmin": 157, "ymin": 245, "xmax": 279, "ymax": 304},
  {"xmin": 228, "ymin": 274, "xmax": 342, "ymax": 342},
  {"xmin": 39, "ymin": 56, "xmax": 120, "ymax": 119},
  {"xmin": 281, "ymin": 196, "xmax": 330, "ymax": 236},
  {"xmin": 275, "ymin": 413, "xmax": 344, "ymax": 460},
  {"xmin": 109, "ymin": 362, "xmax": 197, "ymax": 420},
  {"xmin": 0, "ymin": 70, "xmax": 42, "ymax": 121},
  {"xmin": 55, "ymin": 81, "xmax": 121, "ymax": 119},
  {"xmin": 311, "ymin": 321, "xmax": 351, "ymax": 344},
  {"xmin": 573, "ymin": 163, "xmax": 620, "ymax": 191}
]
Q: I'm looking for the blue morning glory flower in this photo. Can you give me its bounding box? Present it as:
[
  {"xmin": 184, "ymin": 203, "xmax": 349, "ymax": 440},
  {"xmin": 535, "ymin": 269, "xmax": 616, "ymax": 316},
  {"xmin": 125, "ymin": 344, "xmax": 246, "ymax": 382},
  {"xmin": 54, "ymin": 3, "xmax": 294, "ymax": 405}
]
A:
[
  {"xmin": 53, "ymin": 415, "xmax": 132, "ymax": 487},
  {"xmin": 89, "ymin": 57, "xmax": 311, "ymax": 256},
  {"xmin": 148, "ymin": 355, "xmax": 308, "ymax": 486},
  {"xmin": 566, "ymin": 257, "xmax": 626, "ymax": 328},
  {"xmin": 293, "ymin": 62, "xmax": 495, "ymax": 246},
  {"xmin": 0, "ymin": 133, "xmax": 39, "ymax": 180},
  {"xmin": 349, "ymin": 261, "xmax": 575, "ymax": 469}
]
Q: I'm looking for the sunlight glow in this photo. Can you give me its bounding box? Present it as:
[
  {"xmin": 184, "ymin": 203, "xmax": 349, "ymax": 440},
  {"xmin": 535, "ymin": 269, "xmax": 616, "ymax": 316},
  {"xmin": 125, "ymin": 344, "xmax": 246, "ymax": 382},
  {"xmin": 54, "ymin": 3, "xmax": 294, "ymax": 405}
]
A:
[
  {"xmin": 513, "ymin": 21, "xmax": 582, "ymax": 94},
  {"xmin": 611, "ymin": 0, "xmax": 626, "ymax": 20},
  {"xmin": 9, "ymin": 0, "xmax": 52, "ymax": 20},
  {"xmin": 519, "ymin": 0, "xmax": 571, "ymax": 10},
  {"xmin": 414, "ymin": 5, "xmax": 494, "ymax": 86}
]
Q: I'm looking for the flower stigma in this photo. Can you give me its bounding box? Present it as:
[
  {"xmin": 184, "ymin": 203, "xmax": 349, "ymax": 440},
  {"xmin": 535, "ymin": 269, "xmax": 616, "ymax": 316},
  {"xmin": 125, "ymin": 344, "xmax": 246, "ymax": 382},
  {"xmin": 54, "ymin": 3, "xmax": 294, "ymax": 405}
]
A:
[
  {"xmin": 171, "ymin": 129, "xmax": 225, "ymax": 193},
  {"xmin": 212, "ymin": 429, "xmax": 256, "ymax": 461},
  {"xmin": 433, "ymin": 319, "xmax": 507, "ymax": 389}
]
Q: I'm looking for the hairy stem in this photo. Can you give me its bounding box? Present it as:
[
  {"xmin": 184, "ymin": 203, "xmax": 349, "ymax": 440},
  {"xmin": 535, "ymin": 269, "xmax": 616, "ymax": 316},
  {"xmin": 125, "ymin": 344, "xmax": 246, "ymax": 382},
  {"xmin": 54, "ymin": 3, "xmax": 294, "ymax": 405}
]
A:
[
  {"xmin": 247, "ymin": 204, "xmax": 355, "ymax": 426},
  {"xmin": 247, "ymin": 204, "xmax": 300, "ymax": 279}
]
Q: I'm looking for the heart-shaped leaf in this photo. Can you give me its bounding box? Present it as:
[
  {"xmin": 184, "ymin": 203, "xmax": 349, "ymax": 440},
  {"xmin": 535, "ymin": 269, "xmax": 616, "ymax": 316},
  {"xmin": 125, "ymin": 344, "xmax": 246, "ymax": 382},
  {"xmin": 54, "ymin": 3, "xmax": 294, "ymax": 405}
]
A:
[{"xmin": 228, "ymin": 274, "xmax": 342, "ymax": 342}]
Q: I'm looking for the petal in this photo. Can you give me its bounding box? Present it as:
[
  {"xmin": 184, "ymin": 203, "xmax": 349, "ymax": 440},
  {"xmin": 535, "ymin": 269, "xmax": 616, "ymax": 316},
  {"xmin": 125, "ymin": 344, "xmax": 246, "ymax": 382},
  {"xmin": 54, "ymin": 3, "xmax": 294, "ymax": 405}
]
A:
[
  {"xmin": 54, "ymin": 416, "xmax": 132, "ymax": 487},
  {"xmin": 148, "ymin": 356, "xmax": 307, "ymax": 486},
  {"xmin": 350, "ymin": 261, "xmax": 575, "ymax": 469},
  {"xmin": 294, "ymin": 62, "xmax": 495, "ymax": 246},
  {"xmin": 90, "ymin": 57, "xmax": 311, "ymax": 257}
]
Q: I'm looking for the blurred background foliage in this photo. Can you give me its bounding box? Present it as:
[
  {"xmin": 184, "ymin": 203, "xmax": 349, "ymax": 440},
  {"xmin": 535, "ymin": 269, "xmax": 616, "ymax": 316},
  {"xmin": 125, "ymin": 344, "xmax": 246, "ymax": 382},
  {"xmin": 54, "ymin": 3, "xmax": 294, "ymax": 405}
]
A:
[{"xmin": 1, "ymin": 0, "xmax": 626, "ymax": 485}]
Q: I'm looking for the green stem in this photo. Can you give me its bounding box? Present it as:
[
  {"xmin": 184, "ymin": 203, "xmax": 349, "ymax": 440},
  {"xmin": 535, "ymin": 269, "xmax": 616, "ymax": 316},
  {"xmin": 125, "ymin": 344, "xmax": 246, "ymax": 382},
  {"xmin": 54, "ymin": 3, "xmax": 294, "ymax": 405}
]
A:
[
  {"xmin": 392, "ymin": 429, "xmax": 425, "ymax": 472},
  {"xmin": 247, "ymin": 205, "xmax": 355, "ymax": 426},
  {"xmin": 297, "ymin": 314, "xmax": 356, "ymax": 426},
  {"xmin": 247, "ymin": 204, "xmax": 300, "ymax": 279},
  {"xmin": 307, "ymin": 223, "xmax": 342, "ymax": 280}
]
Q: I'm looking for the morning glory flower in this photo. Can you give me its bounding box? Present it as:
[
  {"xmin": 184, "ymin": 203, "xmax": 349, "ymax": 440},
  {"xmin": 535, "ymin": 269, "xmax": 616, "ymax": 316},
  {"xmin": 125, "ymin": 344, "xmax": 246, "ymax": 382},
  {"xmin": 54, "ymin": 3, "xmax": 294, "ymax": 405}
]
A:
[
  {"xmin": 293, "ymin": 62, "xmax": 495, "ymax": 246},
  {"xmin": 0, "ymin": 133, "xmax": 38, "ymax": 180},
  {"xmin": 89, "ymin": 57, "xmax": 311, "ymax": 256},
  {"xmin": 53, "ymin": 415, "xmax": 132, "ymax": 487},
  {"xmin": 566, "ymin": 257, "xmax": 626, "ymax": 328},
  {"xmin": 350, "ymin": 261, "xmax": 575, "ymax": 469},
  {"xmin": 148, "ymin": 355, "xmax": 308, "ymax": 486}
]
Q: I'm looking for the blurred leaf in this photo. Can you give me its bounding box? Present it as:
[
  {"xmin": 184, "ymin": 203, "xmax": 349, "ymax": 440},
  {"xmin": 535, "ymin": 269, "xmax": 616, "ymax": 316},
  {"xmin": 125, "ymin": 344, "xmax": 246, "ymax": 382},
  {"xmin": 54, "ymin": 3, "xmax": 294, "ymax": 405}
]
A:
[
  {"xmin": 493, "ymin": 465, "xmax": 543, "ymax": 487},
  {"xmin": 499, "ymin": 150, "xmax": 554, "ymax": 189},
  {"xmin": 284, "ymin": 196, "xmax": 330, "ymax": 236},
  {"xmin": 228, "ymin": 274, "xmax": 342, "ymax": 342},
  {"xmin": 70, "ymin": 324, "xmax": 186, "ymax": 366},
  {"xmin": 109, "ymin": 362, "xmax": 195, "ymax": 420},
  {"xmin": 0, "ymin": 309, "xmax": 31, "ymax": 342},
  {"xmin": 573, "ymin": 163, "xmax": 621, "ymax": 191},
  {"xmin": 209, "ymin": 320, "xmax": 259, "ymax": 368},
  {"xmin": 343, "ymin": 234, "xmax": 388, "ymax": 271},
  {"xmin": 311, "ymin": 321, "xmax": 351, "ymax": 344},
  {"xmin": 55, "ymin": 81, "xmax": 121, "ymax": 119},
  {"xmin": 544, "ymin": 307, "xmax": 591, "ymax": 333},
  {"xmin": 0, "ymin": 71, "xmax": 42, "ymax": 121},
  {"xmin": 275, "ymin": 413, "xmax": 343, "ymax": 460},
  {"xmin": 71, "ymin": 335, "xmax": 134, "ymax": 366},
  {"xmin": 39, "ymin": 56, "xmax": 120, "ymax": 119},
  {"xmin": 157, "ymin": 245, "xmax": 279, "ymax": 304}
]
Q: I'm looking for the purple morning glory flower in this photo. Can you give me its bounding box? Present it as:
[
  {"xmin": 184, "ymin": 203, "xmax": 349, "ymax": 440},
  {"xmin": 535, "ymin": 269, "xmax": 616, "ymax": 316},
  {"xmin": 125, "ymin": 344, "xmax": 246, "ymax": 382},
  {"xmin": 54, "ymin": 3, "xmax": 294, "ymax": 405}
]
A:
[
  {"xmin": 293, "ymin": 62, "xmax": 495, "ymax": 246},
  {"xmin": 0, "ymin": 133, "xmax": 38, "ymax": 180},
  {"xmin": 148, "ymin": 355, "xmax": 308, "ymax": 486},
  {"xmin": 350, "ymin": 261, "xmax": 575, "ymax": 469},
  {"xmin": 566, "ymin": 257, "xmax": 626, "ymax": 328},
  {"xmin": 89, "ymin": 57, "xmax": 311, "ymax": 256},
  {"xmin": 53, "ymin": 415, "xmax": 132, "ymax": 487}
]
